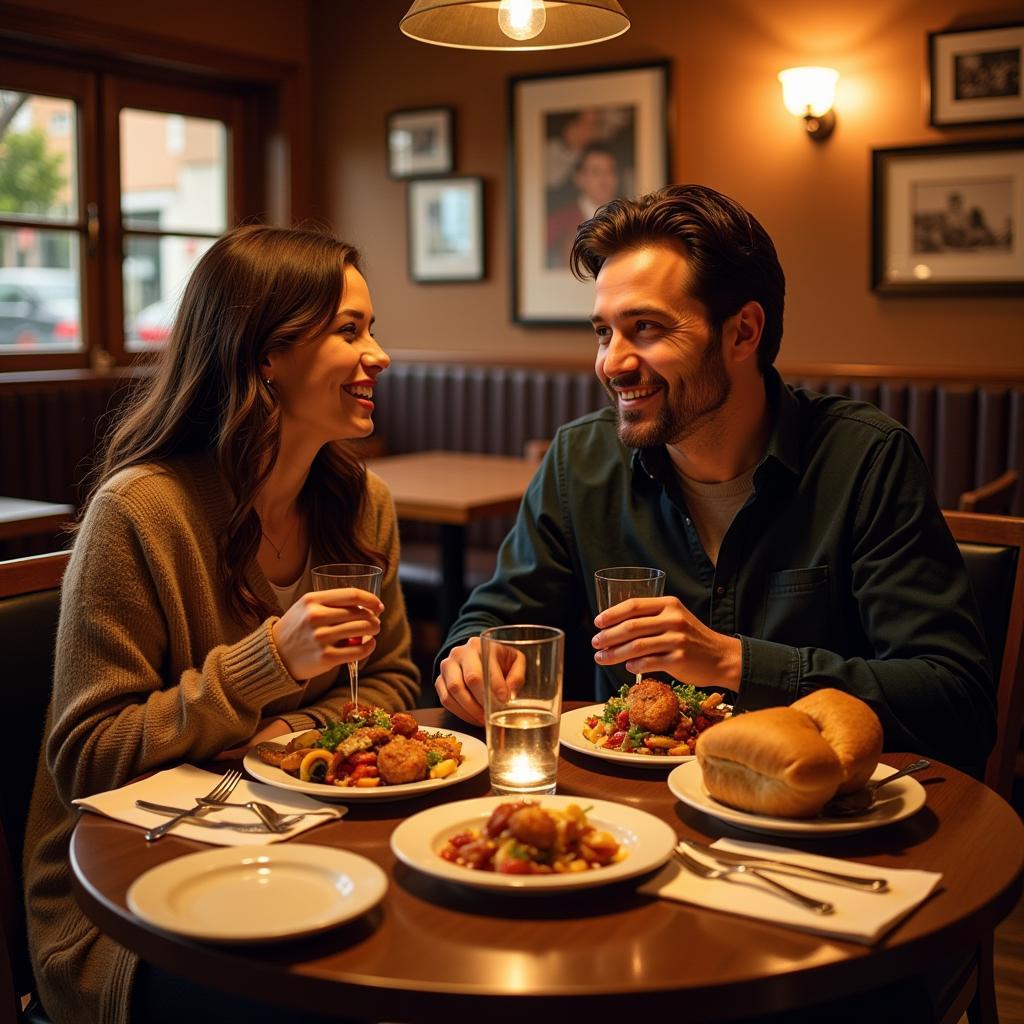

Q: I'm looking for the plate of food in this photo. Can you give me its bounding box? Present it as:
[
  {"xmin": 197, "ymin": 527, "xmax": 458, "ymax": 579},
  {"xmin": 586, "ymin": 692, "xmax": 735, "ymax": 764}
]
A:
[
  {"xmin": 389, "ymin": 795, "xmax": 677, "ymax": 891},
  {"xmin": 243, "ymin": 705, "xmax": 487, "ymax": 802},
  {"xmin": 558, "ymin": 679, "xmax": 731, "ymax": 768},
  {"xmin": 668, "ymin": 688, "xmax": 927, "ymax": 836},
  {"xmin": 668, "ymin": 760, "xmax": 927, "ymax": 836},
  {"xmin": 127, "ymin": 844, "xmax": 387, "ymax": 943}
]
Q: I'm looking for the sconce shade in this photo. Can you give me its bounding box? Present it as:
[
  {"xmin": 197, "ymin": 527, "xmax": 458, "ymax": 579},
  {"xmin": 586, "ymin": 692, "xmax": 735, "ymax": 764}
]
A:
[
  {"xmin": 400, "ymin": 0, "xmax": 630, "ymax": 51},
  {"xmin": 778, "ymin": 66, "xmax": 839, "ymax": 118}
]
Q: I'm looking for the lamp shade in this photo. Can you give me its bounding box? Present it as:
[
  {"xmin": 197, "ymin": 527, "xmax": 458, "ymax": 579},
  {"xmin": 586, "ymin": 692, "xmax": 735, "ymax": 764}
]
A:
[
  {"xmin": 777, "ymin": 66, "xmax": 839, "ymax": 118},
  {"xmin": 400, "ymin": 0, "xmax": 630, "ymax": 51}
]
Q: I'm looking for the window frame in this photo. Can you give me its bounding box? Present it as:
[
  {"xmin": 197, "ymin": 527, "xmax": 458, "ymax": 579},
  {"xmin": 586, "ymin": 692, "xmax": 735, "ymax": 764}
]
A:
[{"xmin": 0, "ymin": 23, "xmax": 301, "ymax": 373}]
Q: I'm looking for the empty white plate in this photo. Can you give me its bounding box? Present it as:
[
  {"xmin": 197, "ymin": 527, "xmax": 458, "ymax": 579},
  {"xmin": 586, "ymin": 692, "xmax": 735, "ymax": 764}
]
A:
[{"xmin": 127, "ymin": 843, "xmax": 387, "ymax": 943}]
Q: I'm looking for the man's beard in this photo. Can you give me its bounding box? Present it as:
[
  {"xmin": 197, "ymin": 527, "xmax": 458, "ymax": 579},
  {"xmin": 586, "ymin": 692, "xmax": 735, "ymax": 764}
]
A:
[{"xmin": 608, "ymin": 333, "xmax": 731, "ymax": 449}]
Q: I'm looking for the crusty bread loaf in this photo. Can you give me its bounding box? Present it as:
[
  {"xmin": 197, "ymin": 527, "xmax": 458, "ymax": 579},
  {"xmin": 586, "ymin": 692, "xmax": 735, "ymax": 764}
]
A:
[
  {"xmin": 696, "ymin": 707, "xmax": 843, "ymax": 818},
  {"xmin": 791, "ymin": 688, "xmax": 883, "ymax": 794}
]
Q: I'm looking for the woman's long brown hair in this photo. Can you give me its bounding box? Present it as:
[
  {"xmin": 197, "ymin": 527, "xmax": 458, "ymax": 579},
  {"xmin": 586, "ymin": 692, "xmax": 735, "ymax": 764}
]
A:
[{"xmin": 89, "ymin": 224, "xmax": 383, "ymax": 622}]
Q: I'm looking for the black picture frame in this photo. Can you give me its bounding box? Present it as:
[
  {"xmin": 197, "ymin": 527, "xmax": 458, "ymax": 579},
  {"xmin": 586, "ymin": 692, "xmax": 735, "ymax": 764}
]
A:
[
  {"xmin": 509, "ymin": 61, "xmax": 671, "ymax": 325},
  {"xmin": 928, "ymin": 22, "xmax": 1024, "ymax": 128},
  {"xmin": 407, "ymin": 176, "xmax": 485, "ymax": 284},
  {"xmin": 871, "ymin": 138, "xmax": 1024, "ymax": 296},
  {"xmin": 387, "ymin": 106, "xmax": 455, "ymax": 178}
]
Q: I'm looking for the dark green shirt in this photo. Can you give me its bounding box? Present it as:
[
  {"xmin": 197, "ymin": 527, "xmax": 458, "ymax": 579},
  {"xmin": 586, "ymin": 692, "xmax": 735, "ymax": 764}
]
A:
[{"xmin": 440, "ymin": 369, "xmax": 996, "ymax": 770}]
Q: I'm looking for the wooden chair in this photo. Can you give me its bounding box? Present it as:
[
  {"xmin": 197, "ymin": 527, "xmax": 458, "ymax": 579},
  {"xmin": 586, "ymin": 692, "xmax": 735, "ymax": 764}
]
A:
[
  {"xmin": 936, "ymin": 512, "xmax": 1024, "ymax": 1024},
  {"xmin": 958, "ymin": 470, "xmax": 1020, "ymax": 516},
  {"xmin": 0, "ymin": 552, "xmax": 67, "ymax": 1024}
]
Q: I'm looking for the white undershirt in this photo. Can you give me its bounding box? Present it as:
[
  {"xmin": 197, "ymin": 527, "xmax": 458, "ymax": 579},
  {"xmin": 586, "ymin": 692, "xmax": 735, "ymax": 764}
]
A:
[
  {"xmin": 676, "ymin": 466, "xmax": 756, "ymax": 565},
  {"xmin": 267, "ymin": 549, "xmax": 313, "ymax": 610}
]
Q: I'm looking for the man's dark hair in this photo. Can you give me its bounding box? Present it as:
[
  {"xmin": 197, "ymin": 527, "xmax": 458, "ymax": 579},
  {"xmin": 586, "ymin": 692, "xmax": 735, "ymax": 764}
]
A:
[{"xmin": 570, "ymin": 184, "xmax": 786, "ymax": 371}]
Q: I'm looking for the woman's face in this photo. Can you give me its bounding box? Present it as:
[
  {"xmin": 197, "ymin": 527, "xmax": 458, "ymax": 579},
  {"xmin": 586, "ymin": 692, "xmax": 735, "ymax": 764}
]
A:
[{"xmin": 266, "ymin": 264, "xmax": 389, "ymax": 445}]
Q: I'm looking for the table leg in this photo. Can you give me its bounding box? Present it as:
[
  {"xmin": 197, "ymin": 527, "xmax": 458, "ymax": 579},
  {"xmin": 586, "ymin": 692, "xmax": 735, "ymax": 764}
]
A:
[{"xmin": 438, "ymin": 524, "xmax": 466, "ymax": 634}]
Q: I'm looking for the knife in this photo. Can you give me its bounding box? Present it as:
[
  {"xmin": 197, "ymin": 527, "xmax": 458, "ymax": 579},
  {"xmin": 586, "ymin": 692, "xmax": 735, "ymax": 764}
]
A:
[
  {"xmin": 684, "ymin": 842, "xmax": 888, "ymax": 892},
  {"xmin": 135, "ymin": 800, "xmax": 283, "ymax": 833}
]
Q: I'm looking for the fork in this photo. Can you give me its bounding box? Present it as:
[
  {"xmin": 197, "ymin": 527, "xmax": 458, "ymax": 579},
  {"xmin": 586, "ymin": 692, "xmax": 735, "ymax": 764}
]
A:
[
  {"xmin": 144, "ymin": 769, "xmax": 242, "ymax": 842},
  {"xmin": 194, "ymin": 796, "xmax": 345, "ymax": 831},
  {"xmin": 675, "ymin": 845, "xmax": 834, "ymax": 915}
]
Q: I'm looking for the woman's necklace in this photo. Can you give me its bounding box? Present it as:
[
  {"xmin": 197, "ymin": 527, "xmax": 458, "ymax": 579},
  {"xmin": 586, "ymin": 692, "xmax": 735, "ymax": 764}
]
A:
[{"xmin": 261, "ymin": 517, "xmax": 298, "ymax": 561}]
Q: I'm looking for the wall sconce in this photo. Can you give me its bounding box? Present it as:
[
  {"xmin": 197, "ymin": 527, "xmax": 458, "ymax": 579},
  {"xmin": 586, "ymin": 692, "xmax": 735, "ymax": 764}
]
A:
[
  {"xmin": 400, "ymin": 0, "xmax": 630, "ymax": 51},
  {"xmin": 778, "ymin": 66, "xmax": 839, "ymax": 141}
]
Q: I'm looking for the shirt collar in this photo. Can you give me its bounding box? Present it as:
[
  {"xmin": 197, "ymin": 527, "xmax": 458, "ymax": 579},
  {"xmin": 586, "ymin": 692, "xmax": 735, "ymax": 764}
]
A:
[{"xmin": 629, "ymin": 366, "xmax": 801, "ymax": 485}]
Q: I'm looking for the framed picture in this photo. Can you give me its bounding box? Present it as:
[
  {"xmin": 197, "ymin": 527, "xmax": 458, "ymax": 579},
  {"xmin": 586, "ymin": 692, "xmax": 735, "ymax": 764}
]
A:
[
  {"xmin": 929, "ymin": 22, "xmax": 1024, "ymax": 127},
  {"xmin": 387, "ymin": 107, "xmax": 454, "ymax": 178},
  {"xmin": 407, "ymin": 176, "xmax": 484, "ymax": 283},
  {"xmin": 510, "ymin": 61, "xmax": 670, "ymax": 324},
  {"xmin": 871, "ymin": 138, "xmax": 1024, "ymax": 295}
]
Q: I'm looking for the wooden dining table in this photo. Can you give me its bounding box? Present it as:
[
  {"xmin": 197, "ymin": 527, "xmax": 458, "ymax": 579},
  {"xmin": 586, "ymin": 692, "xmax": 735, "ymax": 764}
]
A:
[
  {"xmin": 70, "ymin": 704, "xmax": 1024, "ymax": 1022},
  {"xmin": 366, "ymin": 450, "xmax": 537, "ymax": 628}
]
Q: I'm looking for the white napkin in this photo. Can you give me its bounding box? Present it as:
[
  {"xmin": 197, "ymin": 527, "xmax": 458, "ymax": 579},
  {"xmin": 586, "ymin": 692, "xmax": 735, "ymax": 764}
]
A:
[
  {"xmin": 73, "ymin": 764, "xmax": 345, "ymax": 847},
  {"xmin": 638, "ymin": 838, "xmax": 942, "ymax": 944}
]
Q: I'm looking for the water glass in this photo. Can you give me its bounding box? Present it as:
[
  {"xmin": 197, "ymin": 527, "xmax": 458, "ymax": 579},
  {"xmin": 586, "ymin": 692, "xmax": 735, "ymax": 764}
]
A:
[
  {"xmin": 311, "ymin": 563, "xmax": 383, "ymax": 709},
  {"xmin": 594, "ymin": 566, "xmax": 666, "ymax": 687},
  {"xmin": 480, "ymin": 624, "xmax": 564, "ymax": 797}
]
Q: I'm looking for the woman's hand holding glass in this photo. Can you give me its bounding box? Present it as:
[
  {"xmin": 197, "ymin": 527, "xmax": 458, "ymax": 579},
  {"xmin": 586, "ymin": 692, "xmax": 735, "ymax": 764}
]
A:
[
  {"xmin": 592, "ymin": 594, "xmax": 742, "ymax": 691},
  {"xmin": 272, "ymin": 587, "xmax": 383, "ymax": 681},
  {"xmin": 435, "ymin": 635, "xmax": 526, "ymax": 726}
]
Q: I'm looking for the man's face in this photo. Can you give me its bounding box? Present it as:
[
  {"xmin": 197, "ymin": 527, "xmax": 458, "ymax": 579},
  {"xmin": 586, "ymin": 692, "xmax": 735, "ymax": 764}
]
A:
[
  {"xmin": 574, "ymin": 151, "xmax": 619, "ymax": 206},
  {"xmin": 591, "ymin": 245, "xmax": 731, "ymax": 449}
]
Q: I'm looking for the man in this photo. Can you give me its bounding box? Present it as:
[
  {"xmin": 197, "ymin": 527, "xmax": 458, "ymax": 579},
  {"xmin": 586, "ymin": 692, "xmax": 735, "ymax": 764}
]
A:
[
  {"xmin": 436, "ymin": 184, "xmax": 995, "ymax": 776},
  {"xmin": 546, "ymin": 143, "xmax": 622, "ymax": 268}
]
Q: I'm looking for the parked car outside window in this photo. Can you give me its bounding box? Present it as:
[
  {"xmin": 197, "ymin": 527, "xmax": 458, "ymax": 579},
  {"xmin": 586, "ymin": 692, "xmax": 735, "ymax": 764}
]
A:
[{"xmin": 0, "ymin": 267, "xmax": 79, "ymax": 347}]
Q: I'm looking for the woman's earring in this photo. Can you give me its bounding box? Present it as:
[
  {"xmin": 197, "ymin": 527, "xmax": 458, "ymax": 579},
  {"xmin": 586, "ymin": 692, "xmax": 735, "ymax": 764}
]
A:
[{"xmin": 263, "ymin": 377, "xmax": 273, "ymax": 387}]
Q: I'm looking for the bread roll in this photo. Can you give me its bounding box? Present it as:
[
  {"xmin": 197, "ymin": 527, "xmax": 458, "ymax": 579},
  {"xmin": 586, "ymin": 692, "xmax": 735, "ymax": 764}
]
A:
[
  {"xmin": 696, "ymin": 708, "xmax": 843, "ymax": 818},
  {"xmin": 791, "ymin": 688, "xmax": 882, "ymax": 794}
]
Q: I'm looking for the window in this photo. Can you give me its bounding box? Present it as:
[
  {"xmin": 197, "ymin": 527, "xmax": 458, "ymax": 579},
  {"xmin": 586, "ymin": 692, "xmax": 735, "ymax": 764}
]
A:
[{"xmin": 0, "ymin": 54, "xmax": 251, "ymax": 370}]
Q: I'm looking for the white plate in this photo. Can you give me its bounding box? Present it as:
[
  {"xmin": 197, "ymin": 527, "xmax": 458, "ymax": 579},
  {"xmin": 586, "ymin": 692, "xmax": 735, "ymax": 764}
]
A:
[
  {"xmin": 390, "ymin": 795, "xmax": 677, "ymax": 891},
  {"xmin": 243, "ymin": 727, "xmax": 488, "ymax": 802},
  {"xmin": 127, "ymin": 844, "xmax": 387, "ymax": 943},
  {"xmin": 667, "ymin": 761, "xmax": 927, "ymax": 837},
  {"xmin": 559, "ymin": 704, "xmax": 695, "ymax": 769}
]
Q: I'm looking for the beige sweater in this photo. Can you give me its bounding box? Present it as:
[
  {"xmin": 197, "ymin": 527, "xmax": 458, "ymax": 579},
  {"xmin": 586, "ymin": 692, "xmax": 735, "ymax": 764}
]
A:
[{"xmin": 24, "ymin": 453, "xmax": 419, "ymax": 1024}]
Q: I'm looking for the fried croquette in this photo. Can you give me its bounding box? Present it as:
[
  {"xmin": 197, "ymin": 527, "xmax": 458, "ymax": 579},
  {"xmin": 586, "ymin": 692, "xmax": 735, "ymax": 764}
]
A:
[
  {"xmin": 391, "ymin": 712, "xmax": 418, "ymax": 737},
  {"xmin": 376, "ymin": 735, "xmax": 428, "ymax": 785},
  {"xmin": 507, "ymin": 805, "xmax": 557, "ymax": 849},
  {"xmin": 628, "ymin": 678, "xmax": 680, "ymax": 734}
]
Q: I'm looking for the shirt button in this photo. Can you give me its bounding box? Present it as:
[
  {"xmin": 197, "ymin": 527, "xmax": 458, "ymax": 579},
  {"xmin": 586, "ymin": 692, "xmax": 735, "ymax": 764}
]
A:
[{"xmin": 715, "ymin": 585, "xmax": 726, "ymax": 597}]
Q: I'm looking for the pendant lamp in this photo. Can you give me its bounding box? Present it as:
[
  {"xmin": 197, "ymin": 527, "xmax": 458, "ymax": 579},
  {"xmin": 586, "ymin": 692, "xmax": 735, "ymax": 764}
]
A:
[{"xmin": 400, "ymin": 0, "xmax": 630, "ymax": 51}]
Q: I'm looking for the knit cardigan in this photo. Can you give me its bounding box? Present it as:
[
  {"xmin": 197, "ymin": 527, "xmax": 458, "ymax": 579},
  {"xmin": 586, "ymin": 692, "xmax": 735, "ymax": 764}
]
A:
[{"xmin": 23, "ymin": 452, "xmax": 420, "ymax": 1024}]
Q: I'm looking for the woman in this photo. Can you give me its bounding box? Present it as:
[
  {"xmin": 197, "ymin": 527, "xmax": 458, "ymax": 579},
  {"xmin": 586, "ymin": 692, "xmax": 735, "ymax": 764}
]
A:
[{"xmin": 24, "ymin": 225, "xmax": 420, "ymax": 1024}]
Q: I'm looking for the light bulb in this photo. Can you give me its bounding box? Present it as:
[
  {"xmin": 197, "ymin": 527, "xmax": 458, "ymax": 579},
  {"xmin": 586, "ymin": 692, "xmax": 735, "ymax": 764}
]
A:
[
  {"xmin": 498, "ymin": 0, "xmax": 547, "ymax": 42},
  {"xmin": 778, "ymin": 67, "xmax": 839, "ymax": 118}
]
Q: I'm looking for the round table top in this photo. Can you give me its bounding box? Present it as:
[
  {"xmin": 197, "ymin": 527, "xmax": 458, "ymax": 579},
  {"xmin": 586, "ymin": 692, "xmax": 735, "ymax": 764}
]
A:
[{"xmin": 70, "ymin": 704, "xmax": 1024, "ymax": 1022}]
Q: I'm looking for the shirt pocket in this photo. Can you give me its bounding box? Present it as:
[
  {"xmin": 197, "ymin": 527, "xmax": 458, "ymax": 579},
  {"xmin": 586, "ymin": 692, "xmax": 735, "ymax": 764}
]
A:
[{"xmin": 762, "ymin": 565, "xmax": 832, "ymax": 647}]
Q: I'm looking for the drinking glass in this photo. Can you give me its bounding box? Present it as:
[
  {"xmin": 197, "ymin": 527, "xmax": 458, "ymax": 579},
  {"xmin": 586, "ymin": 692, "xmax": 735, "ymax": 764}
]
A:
[
  {"xmin": 594, "ymin": 566, "xmax": 666, "ymax": 687},
  {"xmin": 311, "ymin": 563, "xmax": 383, "ymax": 710},
  {"xmin": 480, "ymin": 624, "xmax": 564, "ymax": 797}
]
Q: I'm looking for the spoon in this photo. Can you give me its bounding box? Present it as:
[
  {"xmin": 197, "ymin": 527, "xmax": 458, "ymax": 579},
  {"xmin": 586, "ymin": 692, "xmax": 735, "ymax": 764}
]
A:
[{"xmin": 821, "ymin": 759, "xmax": 931, "ymax": 817}]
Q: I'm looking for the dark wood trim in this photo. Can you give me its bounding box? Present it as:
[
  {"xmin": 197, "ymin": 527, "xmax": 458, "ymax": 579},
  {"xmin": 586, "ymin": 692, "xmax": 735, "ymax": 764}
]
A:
[
  {"xmin": 0, "ymin": 550, "xmax": 69, "ymax": 598},
  {"xmin": 374, "ymin": 349, "xmax": 1024, "ymax": 384}
]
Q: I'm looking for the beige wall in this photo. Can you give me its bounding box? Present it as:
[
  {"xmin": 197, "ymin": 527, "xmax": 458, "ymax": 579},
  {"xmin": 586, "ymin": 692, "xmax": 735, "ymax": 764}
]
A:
[{"xmin": 311, "ymin": 0, "xmax": 1024, "ymax": 371}]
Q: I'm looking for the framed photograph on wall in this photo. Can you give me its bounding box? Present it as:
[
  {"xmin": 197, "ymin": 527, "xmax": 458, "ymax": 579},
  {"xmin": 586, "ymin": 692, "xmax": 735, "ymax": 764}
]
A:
[
  {"xmin": 407, "ymin": 176, "xmax": 484, "ymax": 283},
  {"xmin": 929, "ymin": 22, "xmax": 1024, "ymax": 127},
  {"xmin": 387, "ymin": 107, "xmax": 454, "ymax": 178},
  {"xmin": 871, "ymin": 138, "xmax": 1024, "ymax": 295},
  {"xmin": 510, "ymin": 61, "xmax": 670, "ymax": 324}
]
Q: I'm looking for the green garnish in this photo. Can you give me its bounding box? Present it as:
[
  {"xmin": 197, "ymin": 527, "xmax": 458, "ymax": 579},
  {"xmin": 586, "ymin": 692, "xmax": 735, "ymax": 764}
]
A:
[
  {"xmin": 671, "ymin": 683, "xmax": 706, "ymax": 717},
  {"xmin": 372, "ymin": 708, "xmax": 391, "ymax": 729},
  {"xmin": 506, "ymin": 841, "xmax": 532, "ymax": 861},
  {"xmin": 316, "ymin": 718, "xmax": 361, "ymax": 750},
  {"xmin": 624, "ymin": 724, "xmax": 648, "ymax": 751},
  {"xmin": 425, "ymin": 749, "xmax": 443, "ymax": 768}
]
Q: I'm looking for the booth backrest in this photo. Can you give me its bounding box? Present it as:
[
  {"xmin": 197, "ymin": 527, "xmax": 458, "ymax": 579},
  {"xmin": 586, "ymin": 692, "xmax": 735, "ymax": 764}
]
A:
[{"xmin": 2, "ymin": 364, "xmax": 1023, "ymax": 553}]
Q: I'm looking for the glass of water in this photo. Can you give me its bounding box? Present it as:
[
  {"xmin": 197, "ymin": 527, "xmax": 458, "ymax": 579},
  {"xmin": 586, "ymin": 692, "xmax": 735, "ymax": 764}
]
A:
[
  {"xmin": 594, "ymin": 566, "xmax": 666, "ymax": 687},
  {"xmin": 480, "ymin": 624, "xmax": 564, "ymax": 797},
  {"xmin": 311, "ymin": 563, "xmax": 383, "ymax": 710}
]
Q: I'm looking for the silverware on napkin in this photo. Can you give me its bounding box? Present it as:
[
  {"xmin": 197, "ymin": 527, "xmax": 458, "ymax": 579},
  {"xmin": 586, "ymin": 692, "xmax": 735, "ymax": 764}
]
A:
[
  {"xmin": 135, "ymin": 801, "xmax": 285, "ymax": 833},
  {"xmin": 683, "ymin": 841, "xmax": 888, "ymax": 892}
]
